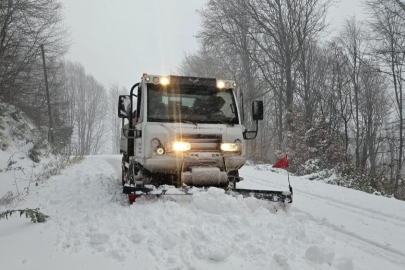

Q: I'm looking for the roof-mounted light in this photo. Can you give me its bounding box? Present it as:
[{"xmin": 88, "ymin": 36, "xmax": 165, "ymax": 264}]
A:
[
  {"xmin": 147, "ymin": 75, "xmax": 170, "ymax": 85},
  {"xmin": 217, "ymin": 80, "xmax": 225, "ymax": 89},
  {"xmin": 217, "ymin": 79, "xmax": 236, "ymax": 89},
  {"xmin": 160, "ymin": 77, "xmax": 169, "ymax": 85}
]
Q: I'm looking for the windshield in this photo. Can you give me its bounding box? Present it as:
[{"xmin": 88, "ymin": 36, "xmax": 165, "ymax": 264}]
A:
[{"xmin": 147, "ymin": 84, "xmax": 239, "ymax": 125}]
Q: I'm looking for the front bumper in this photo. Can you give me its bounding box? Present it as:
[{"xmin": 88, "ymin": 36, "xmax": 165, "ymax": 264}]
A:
[{"xmin": 144, "ymin": 152, "xmax": 246, "ymax": 174}]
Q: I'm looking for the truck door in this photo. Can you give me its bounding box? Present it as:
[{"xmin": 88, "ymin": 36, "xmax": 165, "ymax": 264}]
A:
[{"xmin": 134, "ymin": 85, "xmax": 143, "ymax": 160}]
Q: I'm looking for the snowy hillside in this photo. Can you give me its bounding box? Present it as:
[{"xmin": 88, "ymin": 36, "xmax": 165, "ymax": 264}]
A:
[
  {"xmin": 1, "ymin": 155, "xmax": 404, "ymax": 270},
  {"xmin": 0, "ymin": 102, "xmax": 58, "ymax": 203}
]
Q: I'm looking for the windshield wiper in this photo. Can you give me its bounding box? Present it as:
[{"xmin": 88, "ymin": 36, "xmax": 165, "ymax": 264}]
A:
[
  {"xmin": 150, "ymin": 117, "xmax": 198, "ymax": 126},
  {"xmin": 207, "ymin": 120, "xmax": 234, "ymax": 126},
  {"xmin": 179, "ymin": 119, "xmax": 198, "ymax": 126},
  {"xmin": 150, "ymin": 117, "xmax": 234, "ymax": 126}
]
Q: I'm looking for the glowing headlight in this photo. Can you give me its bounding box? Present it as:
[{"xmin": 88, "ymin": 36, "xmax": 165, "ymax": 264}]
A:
[
  {"xmin": 217, "ymin": 80, "xmax": 225, "ymax": 89},
  {"xmin": 173, "ymin": 142, "xmax": 191, "ymax": 151},
  {"xmin": 221, "ymin": 143, "xmax": 239, "ymax": 152},
  {"xmin": 160, "ymin": 77, "xmax": 169, "ymax": 85}
]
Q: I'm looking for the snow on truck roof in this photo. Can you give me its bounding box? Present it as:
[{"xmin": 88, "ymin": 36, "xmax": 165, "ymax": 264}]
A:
[{"xmin": 141, "ymin": 74, "xmax": 236, "ymax": 89}]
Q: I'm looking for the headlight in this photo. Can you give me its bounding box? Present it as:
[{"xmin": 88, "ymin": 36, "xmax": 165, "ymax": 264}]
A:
[
  {"xmin": 173, "ymin": 142, "xmax": 191, "ymax": 151},
  {"xmin": 221, "ymin": 143, "xmax": 239, "ymax": 152}
]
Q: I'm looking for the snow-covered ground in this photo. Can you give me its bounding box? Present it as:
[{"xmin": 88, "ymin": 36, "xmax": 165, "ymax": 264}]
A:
[
  {"xmin": 1, "ymin": 155, "xmax": 405, "ymax": 270},
  {"xmin": 0, "ymin": 102, "xmax": 58, "ymax": 202}
]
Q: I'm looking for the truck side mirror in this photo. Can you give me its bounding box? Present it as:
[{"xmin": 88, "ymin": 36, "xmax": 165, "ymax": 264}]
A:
[
  {"xmin": 118, "ymin": 95, "xmax": 131, "ymax": 118},
  {"xmin": 252, "ymin": 100, "xmax": 263, "ymax": 121},
  {"xmin": 243, "ymin": 100, "xmax": 264, "ymax": 140}
]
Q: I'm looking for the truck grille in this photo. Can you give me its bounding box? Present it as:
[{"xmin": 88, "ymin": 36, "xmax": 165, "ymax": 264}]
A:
[{"xmin": 179, "ymin": 134, "xmax": 221, "ymax": 152}]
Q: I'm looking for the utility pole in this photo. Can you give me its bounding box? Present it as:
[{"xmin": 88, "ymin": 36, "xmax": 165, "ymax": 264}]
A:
[{"xmin": 40, "ymin": 44, "xmax": 54, "ymax": 145}]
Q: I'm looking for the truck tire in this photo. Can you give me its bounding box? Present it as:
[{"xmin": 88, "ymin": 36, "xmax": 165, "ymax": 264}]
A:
[
  {"xmin": 227, "ymin": 170, "xmax": 238, "ymax": 189},
  {"xmin": 228, "ymin": 170, "xmax": 239, "ymax": 177},
  {"xmin": 122, "ymin": 167, "xmax": 126, "ymax": 186},
  {"xmin": 122, "ymin": 155, "xmax": 127, "ymax": 186}
]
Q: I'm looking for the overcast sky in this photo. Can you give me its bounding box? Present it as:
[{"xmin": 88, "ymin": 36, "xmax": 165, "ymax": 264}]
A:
[{"xmin": 61, "ymin": 0, "xmax": 365, "ymax": 91}]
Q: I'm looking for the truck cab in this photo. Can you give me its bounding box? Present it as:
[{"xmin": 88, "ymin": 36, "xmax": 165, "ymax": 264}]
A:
[{"xmin": 118, "ymin": 75, "xmax": 263, "ymax": 188}]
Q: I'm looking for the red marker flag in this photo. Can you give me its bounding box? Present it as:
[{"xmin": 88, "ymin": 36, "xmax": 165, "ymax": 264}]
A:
[{"xmin": 273, "ymin": 155, "xmax": 289, "ymax": 168}]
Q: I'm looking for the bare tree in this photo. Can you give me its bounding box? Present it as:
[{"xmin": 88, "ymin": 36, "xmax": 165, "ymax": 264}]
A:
[
  {"xmin": 337, "ymin": 17, "xmax": 368, "ymax": 169},
  {"xmin": 366, "ymin": 0, "xmax": 405, "ymax": 196},
  {"xmin": 63, "ymin": 62, "xmax": 108, "ymax": 156},
  {"xmin": 324, "ymin": 41, "xmax": 352, "ymax": 154},
  {"xmin": 0, "ymin": 0, "xmax": 68, "ymax": 102},
  {"xmin": 0, "ymin": 0, "xmax": 70, "ymax": 153},
  {"xmin": 241, "ymin": 0, "xmax": 332, "ymax": 133}
]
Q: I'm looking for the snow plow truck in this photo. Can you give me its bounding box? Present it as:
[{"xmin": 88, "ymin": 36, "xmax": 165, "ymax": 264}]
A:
[{"xmin": 118, "ymin": 74, "xmax": 292, "ymax": 204}]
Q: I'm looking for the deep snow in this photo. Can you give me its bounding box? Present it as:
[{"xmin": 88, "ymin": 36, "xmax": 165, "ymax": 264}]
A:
[{"xmin": 1, "ymin": 156, "xmax": 405, "ymax": 270}]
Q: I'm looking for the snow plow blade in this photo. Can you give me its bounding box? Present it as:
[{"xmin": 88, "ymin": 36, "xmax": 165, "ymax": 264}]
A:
[
  {"xmin": 227, "ymin": 188, "xmax": 292, "ymax": 204},
  {"xmin": 123, "ymin": 186, "xmax": 292, "ymax": 204}
]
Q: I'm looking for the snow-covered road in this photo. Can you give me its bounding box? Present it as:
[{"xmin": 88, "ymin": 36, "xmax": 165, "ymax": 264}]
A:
[
  {"xmin": 1, "ymin": 155, "xmax": 405, "ymax": 270},
  {"xmin": 239, "ymin": 166, "xmax": 405, "ymax": 269}
]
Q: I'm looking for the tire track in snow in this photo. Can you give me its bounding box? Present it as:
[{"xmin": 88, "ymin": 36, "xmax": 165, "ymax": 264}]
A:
[
  {"xmin": 241, "ymin": 173, "xmax": 405, "ymax": 264},
  {"xmin": 243, "ymin": 174, "xmax": 405, "ymax": 228},
  {"xmin": 292, "ymin": 207, "xmax": 405, "ymax": 265},
  {"xmin": 296, "ymin": 190, "xmax": 405, "ymax": 228},
  {"xmin": 241, "ymin": 173, "xmax": 405, "ymax": 225}
]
